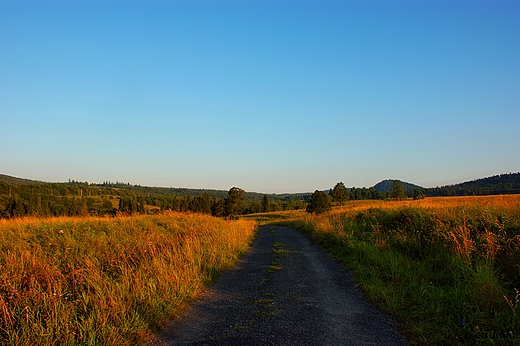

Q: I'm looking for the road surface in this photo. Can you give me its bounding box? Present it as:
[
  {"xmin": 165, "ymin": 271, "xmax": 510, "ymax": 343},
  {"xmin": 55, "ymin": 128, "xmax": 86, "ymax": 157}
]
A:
[{"xmin": 146, "ymin": 225, "xmax": 409, "ymax": 345}]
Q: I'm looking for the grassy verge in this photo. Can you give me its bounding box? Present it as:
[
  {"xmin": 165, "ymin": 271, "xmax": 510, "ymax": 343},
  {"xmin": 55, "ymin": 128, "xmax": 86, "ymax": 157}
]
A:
[
  {"xmin": 278, "ymin": 197, "xmax": 520, "ymax": 345},
  {"xmin": 0, "ymin": 212, "xmax": 257, "ymax": 345},
  {"xmin": 241, "ymin": 210, "xmax": 306, "ymax": 225}
]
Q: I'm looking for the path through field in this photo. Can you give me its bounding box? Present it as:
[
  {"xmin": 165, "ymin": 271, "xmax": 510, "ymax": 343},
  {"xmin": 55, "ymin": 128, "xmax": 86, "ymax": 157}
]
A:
[{"xmin": 146, "ymin": 226, "xmax": 409, "ymax": 345}]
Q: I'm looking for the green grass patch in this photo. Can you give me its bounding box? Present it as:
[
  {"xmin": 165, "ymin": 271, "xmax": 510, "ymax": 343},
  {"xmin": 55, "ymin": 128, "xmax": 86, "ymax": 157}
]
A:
[{"xmin": 279, "ymin": 204, "xmax": 520, "ymax": 345}]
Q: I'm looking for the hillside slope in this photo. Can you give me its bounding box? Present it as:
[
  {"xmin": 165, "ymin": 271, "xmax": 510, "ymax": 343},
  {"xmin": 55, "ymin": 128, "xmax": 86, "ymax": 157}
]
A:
[
  {"xmin": 427, "ymin": 172, "xmax": 520, "ymax": 196},
  {"xmin": 373, "ymin": 179, "xmax": 423, "ymax": 192},
  {"xmin": 0, "ymin": 174, "xmax": 45, "ymax": 185}
]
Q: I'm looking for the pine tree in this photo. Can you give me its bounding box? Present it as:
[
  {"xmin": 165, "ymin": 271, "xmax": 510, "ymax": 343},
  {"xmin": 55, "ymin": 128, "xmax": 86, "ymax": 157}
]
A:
[
  {"xmin": 5, "ymin": 196, "xmax": 26, "ymax": 218},
  {"xmin": 332, "ymin": 182, "xmax": 348, "ymax": 206},
  {"xmin": 261, "ymin": 194, "xmax": 270, "ymax": 212},
  {"xmin": 211, "ymin": 197, "xmax": 226, "ymax": 217}
]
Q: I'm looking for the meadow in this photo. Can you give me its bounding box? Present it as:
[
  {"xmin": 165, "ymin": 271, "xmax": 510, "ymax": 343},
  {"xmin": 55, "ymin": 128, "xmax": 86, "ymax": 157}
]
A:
[
  {"xmin": 278, "ymin": 195, "xmax": 520, "ymax": 345},
  {"xmin": 0, "ymin": 212, "xmax": 256, "ymax": 345},
  {"xmin": 2, "ymin": 195, "xmax": 519, "ymax": 345}
]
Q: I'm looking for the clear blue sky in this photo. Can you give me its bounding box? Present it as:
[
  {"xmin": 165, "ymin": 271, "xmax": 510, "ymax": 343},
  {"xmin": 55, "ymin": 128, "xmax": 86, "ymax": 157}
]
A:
[{"xmin": 2, "ymin": 0, "xmax": 519, "ymax": 193}]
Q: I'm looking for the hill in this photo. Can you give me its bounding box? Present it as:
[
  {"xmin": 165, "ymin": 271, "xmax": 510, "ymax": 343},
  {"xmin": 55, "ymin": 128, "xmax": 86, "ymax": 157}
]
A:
[
  {"xmin": 373, "ymin": 179, "xmax": 423, "ymax": 193},
  {"xmin": 426, "ymin": 172, "xmax": 520, "ymax": 196},
  {"xmin": 0, "ymin": 174, "xmax": 45, "ymax": 185}
]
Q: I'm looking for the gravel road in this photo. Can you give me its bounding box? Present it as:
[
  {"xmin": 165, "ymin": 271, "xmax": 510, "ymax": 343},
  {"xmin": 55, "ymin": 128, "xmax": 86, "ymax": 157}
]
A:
[{"xmin": 145, "ymin": 225, "xmax": 409, "ymax": 345}]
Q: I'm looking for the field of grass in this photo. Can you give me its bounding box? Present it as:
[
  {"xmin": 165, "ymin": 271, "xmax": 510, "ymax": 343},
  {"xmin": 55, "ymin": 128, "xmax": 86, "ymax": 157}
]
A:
[
  {"xmin": 278, "ymin": 195, "xmax": 520, "ymax": 345},
  {"xmin": 241, "ymin": 209, "xmax": 307, "ymax": 225},
  {"xmin": 0, "ymin": 212, "xmax": 256, "ymax": 345}
]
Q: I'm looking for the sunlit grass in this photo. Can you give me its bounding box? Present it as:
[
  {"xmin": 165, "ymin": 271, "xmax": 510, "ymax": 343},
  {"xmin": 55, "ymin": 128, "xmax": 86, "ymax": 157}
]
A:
[
  {"xmin": 0, "ymin": 212, "xmax": 256, "ymax": 345},
  {"xmin": 331, "ymin": 194, "xmax": 520, "ymax": 213},
  {"xmin": 241, "ymin": 209, "xmax": 306, "ymax": 224},
  {"xmin": 278, "ymin": 195, "xmax": 520, "ymax": 345}
]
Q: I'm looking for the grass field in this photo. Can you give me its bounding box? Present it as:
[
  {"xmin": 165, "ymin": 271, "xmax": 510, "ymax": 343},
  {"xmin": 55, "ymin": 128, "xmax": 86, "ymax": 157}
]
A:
[
  {"xmin": 0, "ymin": 212, "xmax": 256, "ymax": 345},
  {"xmin": 3, "ymin": 195, "xmax": 519, "ymax": 345},
  {"xmin": 277, "ymin": 195, "xmax": 520, "ymax": 345}
]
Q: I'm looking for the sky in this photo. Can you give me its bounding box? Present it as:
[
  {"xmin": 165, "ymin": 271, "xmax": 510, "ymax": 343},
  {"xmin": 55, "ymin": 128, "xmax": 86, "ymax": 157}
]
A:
[{"xmin": 1, "ymin": 0, "xmax": 519, "ymax": 193}]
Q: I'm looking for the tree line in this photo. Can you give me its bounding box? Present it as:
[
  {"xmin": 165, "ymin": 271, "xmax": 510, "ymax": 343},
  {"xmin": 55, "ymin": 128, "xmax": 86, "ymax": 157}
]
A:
[
  {"xmin": 425, "ymin": 173, "xmax": 520, "ymax": 196},
  {"xmin": 0, "ymin": 180, "xmax": 307, "ymax": 219},
  {"xmin": 306, "ymin": 181, "xmax": 424, "ymax": 214},
  {"xmin": 2, "ymin": 172, "xmax": 518, "ymax": 218}
]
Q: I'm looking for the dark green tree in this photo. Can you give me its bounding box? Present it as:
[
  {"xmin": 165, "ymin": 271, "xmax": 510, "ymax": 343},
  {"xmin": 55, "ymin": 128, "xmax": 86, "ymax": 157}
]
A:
[
  {"xmin": 269, "ymin": 201, "xmax": 283, "ymax": 211},
  {"xmin": 261, "ymin": 194, "xmax": 270, "ymax": 213},
  {"xmin": 118, "ymin": 196, "xmax": 138, "ymax": 214},
  {"xmin": 332, "ymin": 182, "xmax": 349, "ymax": 206},
  {"xmin": 137, "ymin": 196, "xmax": 146, "ymax": 214},
  {"xmin": 225, "ymin": 187, "xmax": 245, "ymax": 217},
  {"xmin": 171, "ymin": 196, "xmax": 181, "ymax": 211},
  {"xmin": 390, "ymin": 180, "xmax": 406, "ymax": 200},
  {"xmin": 248, "ymin": 201, "xmax": 262, "ymax": 214},
  {"xmin": 306, "ymin": 190, "xmax": 332, "ymax": 214},
  {"xmin": 413, "ymin": 189, "xmax": 425, "ymax": 200},
  {"xmin": 349, "ymin": 186, "xmax": 359, "ymax": 200},
  {"xmin": 180, "ymin": 195, "xmax": 193, "ymax": 212},
  {"xmin": 211, "ymin": 196, "xmax": 226, "ymax": 217},
  {"xmin": 190, "ymin": 193, "xmax": 211, "ymax": 214},
  {"xmin": 5, "ymin": 196, "xmax": 26, "ymax": 218}
]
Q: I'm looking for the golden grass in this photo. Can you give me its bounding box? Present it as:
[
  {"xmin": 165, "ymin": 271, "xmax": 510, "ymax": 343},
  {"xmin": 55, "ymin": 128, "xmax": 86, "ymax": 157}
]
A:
[
  {"xmin": 332, "ymin": 194, "xmax": 520, "ymax": 213},
  {"xmin": 244, "ymin": 195, "xmax": 520, "ymax": 228},
  {"xmin": 241, "ymin": 209, "xmax": 307, "ymax": 224},
  {"xmin": 0, "ymin": 212, "xmax": 257, "ymax": 345}
]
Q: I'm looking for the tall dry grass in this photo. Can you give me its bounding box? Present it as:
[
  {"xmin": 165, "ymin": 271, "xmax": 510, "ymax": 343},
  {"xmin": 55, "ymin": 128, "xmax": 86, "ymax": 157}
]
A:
[
  {"xmin": 330, "ymin": 194, "xmax": 520, "ymax": 214},
  {"xmin": 0, "ymin": 212, "xmax": 256, "ymax": 345}
]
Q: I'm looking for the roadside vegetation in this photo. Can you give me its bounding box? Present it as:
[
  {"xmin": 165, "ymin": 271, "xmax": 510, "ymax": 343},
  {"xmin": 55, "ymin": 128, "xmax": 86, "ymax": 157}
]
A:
[
  {"xmin": 279, "ymin": 195, "xmax": 520, "ymax": 345},
  {"xmin": 0, "ymin": 212, "xmax": 256, "ymax": 345},
  {"xmin": 3, "ymin": 171, "xmax": 520, "ymax": 345}
]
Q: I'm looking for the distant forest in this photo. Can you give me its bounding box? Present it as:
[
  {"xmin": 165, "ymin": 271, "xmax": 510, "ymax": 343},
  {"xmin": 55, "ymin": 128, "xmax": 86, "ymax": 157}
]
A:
[
  {"xmin": 1, "ymin": 172, "xmax": 519, "ymax": 219},
  {"xmin": 369, "ymin": 173, "xmax": 520, "ymax": 198},
  {"xmin": 0, "ymin": 176, "xmax": 309, "ymax": 218},
  {"xmin": 425, "ymin": 173, "xmax": 520, "ymax": 196}
]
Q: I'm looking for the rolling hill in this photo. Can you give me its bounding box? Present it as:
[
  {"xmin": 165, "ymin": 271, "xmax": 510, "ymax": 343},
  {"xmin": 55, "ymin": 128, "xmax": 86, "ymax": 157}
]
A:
[
  {"xmin": 373, "ymin": 179, "xmax": 423, "ymax": 193},
  {"xmin": 426, "ymin": 172, "xmax": 520, "ymax": 196}
]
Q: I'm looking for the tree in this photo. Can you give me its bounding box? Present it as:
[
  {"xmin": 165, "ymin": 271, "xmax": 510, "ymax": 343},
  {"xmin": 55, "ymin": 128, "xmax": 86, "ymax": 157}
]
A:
[
  {"xmin": 211, "ymin": 196, "xmax": 226, "ymax": 217},
  {"xmin": 306, "ymin": 190, "xmax": 332, "ymax": 214},
  {"xmin": 171, "ymin": 196, "xmax": 181, "ymax": 212},
  {"xmin": 390, "ymin": 180, "xmax": 406, "ymax": 200},
  {"xmin": 247, "ymin": 201, "xmax": 262, "ymax": 214},
  {"xmin": 137, "ymin": 196, "xmax": 146, "ymax": 214},
  {"xmin": 118, "ymin": 196, "xmax": 138, "ymax": 214},
  {"xmin": 270, "ymin": 201, "xmax": 283, "ymax": 211},
  {"xmin": 102, "ymin": 199, "xmax": 113, "ymax": 211},
  {"xmin": 190, "ymin": 193, "xmax": 211, "ymax": 214},
  {"xmin": 332, "ymin": 182, "xmax": 349, "ymax": 206},
  {"xmin": 5, "ymin": 196, "xmax": 26, "ymax": 218},
  {"xmin": 225, "ymin": 187, "xmax": 245, "ymax": 217},
  {"xmin": 261, "ymin": 194, "xmax": 270, "ymax": 212},
  {"xmin": 413, "ymin": 189, "xmax": 425, "ymax": 200},
  {"xmin": 78, "ymin": 199, "xmax": 89, "ymax": 216},
  {"xmin": 350, "ymin": 187, "xmax": 357, "ymax": 200}
]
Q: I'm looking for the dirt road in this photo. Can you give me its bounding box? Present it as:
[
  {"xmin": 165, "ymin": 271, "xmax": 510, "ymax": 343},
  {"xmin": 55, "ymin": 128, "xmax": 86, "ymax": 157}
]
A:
[{"xmin": 146, "ymin": 225, "xmax": 409, "ymax": 345}]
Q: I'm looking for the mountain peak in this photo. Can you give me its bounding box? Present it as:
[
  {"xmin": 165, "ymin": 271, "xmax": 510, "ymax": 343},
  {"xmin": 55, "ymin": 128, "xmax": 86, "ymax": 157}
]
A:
[{"xmin": 373, "ymin": 179, "xmax": 423, "ymax": 193}]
